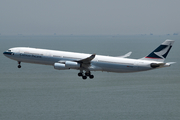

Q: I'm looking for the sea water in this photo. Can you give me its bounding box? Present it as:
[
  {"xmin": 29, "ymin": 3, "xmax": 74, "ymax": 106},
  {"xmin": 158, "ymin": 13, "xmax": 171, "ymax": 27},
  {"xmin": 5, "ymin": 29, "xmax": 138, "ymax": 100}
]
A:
[{"xmin": 0, "ymin": 35, "xmax": 180, "ymax": 120}]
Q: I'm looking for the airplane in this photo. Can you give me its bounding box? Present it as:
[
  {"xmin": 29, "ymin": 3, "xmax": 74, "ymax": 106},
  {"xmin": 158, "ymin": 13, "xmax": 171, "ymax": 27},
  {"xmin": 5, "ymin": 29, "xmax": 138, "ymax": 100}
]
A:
[{"xmin": 3, "ymin": 39, "xmax": 175, "ymax": 80}]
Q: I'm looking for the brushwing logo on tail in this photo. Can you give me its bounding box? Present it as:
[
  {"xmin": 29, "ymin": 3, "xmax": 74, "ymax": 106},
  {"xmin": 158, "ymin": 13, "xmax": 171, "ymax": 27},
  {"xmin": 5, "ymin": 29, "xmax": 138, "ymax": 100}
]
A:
[{"xmin": 146, "ymin": 43, "xmax": 172, "ymax": 59}]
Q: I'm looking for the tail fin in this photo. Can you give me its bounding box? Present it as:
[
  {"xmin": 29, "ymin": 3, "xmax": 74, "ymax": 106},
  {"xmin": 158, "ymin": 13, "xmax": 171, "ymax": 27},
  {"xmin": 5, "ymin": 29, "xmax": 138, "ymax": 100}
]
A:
[{"xmin": 141, "ymin": 39, "xmax": 174, "ymax": 62}]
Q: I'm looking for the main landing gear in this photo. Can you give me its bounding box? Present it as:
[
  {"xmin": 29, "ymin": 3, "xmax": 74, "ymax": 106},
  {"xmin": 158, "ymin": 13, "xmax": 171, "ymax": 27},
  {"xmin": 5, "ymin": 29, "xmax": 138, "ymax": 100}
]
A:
[
  {"xmin": 18, "ymin": 61, "xmax": 21, "ymax": 68},
  {"xmin": 78, "ymin": 71, "xmax": 94, "ymax": 80}
]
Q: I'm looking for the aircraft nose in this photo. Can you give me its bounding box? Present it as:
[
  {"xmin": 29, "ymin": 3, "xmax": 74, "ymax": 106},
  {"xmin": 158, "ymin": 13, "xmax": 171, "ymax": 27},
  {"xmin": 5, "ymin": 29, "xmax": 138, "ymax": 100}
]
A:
[{"xmin": 3, "ymin": 51, "xmax": 12, "ymax": 55}]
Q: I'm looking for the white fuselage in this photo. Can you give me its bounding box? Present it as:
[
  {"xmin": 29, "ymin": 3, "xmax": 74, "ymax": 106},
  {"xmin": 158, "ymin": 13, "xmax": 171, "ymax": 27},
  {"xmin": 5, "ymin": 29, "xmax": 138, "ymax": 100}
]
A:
[{"xmin": 4, "ymin": 47, "xmax": 162, "ymax": 73}]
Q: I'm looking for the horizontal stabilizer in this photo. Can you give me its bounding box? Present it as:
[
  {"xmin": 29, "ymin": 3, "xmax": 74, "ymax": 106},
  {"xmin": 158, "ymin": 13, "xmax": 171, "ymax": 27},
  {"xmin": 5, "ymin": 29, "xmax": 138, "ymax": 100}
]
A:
[
  {"xmin": 167, "ymin": 62, "xmax": 176, "ymax": 65},
  {"xmin": 117, "ymin": 51, "xmax": 132, "ymax": 58},
  {"xmin": 150, "ymin": 62, "xmax": 176, "ymax": 68}
]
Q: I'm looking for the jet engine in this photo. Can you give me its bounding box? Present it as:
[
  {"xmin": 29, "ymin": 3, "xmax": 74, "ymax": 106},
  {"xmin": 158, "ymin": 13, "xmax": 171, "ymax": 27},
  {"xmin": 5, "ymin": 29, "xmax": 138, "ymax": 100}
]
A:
[
  {"xmin": 54, "ymin": 63, "xmax": 69, "ymax": 70},
  {"xmin": 54, "ymin": 61, "xmax": 80, "ymax": 70},
  {"xmin": 65, "ymin": 61, "xmax": 80, "ymax": 68}
]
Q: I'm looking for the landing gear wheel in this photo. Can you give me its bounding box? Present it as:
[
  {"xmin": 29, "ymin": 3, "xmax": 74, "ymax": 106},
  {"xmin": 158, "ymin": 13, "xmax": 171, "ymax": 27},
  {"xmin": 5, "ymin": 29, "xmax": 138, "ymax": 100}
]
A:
[
  {"xmin": 82, "ymin": 76, "xmax": 87, "ymax": 80},
  {"xmin": 89, "ymin": 75, "xmax": 94, "ymax": 79},
  {"xmin": 78, "ymin": 70, "xmax": 94, "ymax": 79},
  {"xmin": 18, "ymin": 61, "xmax": 21, "ymax": 68},
  {"xmin": 78, "ymin": 72, "xmax": 83, "ymax": 76},
  {"xmin": 18, "ymin": 65, "xmax": 21, "ymax": 68},
  {"xmin": 85, "ymin": 72, "xmax": 90, "ymax": 76}
]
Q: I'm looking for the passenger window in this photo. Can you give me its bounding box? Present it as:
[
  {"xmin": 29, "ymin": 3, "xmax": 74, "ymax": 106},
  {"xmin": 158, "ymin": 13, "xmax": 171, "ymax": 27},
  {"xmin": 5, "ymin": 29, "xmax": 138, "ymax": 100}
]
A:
[{"xmin": 8, "ymin": 50, "xmax": 11, "ymax": 52}]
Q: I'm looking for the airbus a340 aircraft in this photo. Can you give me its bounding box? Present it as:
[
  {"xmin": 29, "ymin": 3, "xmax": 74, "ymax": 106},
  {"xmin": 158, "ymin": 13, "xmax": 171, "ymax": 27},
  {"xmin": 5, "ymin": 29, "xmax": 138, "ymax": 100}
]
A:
[{"xmin": 3, "ymin": 39, "xmax": 175, "ymax": 79}]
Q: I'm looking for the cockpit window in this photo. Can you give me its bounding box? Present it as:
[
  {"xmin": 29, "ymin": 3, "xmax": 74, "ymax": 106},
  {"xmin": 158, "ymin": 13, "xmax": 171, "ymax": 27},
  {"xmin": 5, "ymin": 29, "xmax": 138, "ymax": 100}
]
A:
[{"xmin": 8, "ymin": 49, "xmax": 11, "ymax": 52}]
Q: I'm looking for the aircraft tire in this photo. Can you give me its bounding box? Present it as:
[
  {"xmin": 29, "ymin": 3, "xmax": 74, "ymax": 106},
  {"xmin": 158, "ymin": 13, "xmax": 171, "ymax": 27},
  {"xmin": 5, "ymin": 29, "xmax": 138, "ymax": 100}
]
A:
[
  {"xmin": 78, "ymin": 72, "xmax": 83, "ymax": 76},
  {"xmin": 85, "ymin": 72, "xmax": 90, "ymax": 76},
  {"xmin": 18, "ymin": 65, "xmax": 21, "ymax": 68},
  {"xmin": 89, "ymin": 75, "xmax": 94, "ymax": 79},
  {"xmin": 82, "ymin": 76, "xmax": 87, "ymax": 80}
]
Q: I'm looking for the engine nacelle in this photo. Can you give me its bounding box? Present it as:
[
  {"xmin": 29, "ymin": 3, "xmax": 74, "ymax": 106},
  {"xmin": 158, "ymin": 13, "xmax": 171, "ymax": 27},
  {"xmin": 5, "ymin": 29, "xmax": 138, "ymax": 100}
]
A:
[
  {"xmin": 163, "ymin": 63, "xmax": 171, "ymax": 67},
  {"xmin": 65, "ymin": 61, "xmax": 80, "ymax": 68},
  {"xmin": 54, "ymin": 63, "xmax": 69, "ymax": 70},
  {"xmin": 54, "ymin": 61, "xmax": 80, "ymax": 70}
]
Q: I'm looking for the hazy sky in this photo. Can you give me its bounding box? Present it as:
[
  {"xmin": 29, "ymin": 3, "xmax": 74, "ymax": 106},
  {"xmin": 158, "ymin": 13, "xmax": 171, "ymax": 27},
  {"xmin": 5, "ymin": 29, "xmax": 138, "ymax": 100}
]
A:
[{"xmin": 0, "ymin": 0, "xmax": 180, "ymax": 35}]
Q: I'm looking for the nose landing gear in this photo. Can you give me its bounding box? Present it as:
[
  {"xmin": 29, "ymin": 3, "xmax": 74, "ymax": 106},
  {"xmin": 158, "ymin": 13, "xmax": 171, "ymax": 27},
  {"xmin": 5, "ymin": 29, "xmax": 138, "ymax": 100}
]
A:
[{"xmin": 18, "ymin": 61, "xmax": 21, "ymax": 68}]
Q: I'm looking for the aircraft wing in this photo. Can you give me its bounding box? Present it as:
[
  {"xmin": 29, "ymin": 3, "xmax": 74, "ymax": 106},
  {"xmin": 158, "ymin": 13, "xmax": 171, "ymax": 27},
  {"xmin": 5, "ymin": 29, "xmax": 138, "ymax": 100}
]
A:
[
  {"xmin": 76, "ymin": 54, "xmax": 96, "ymax": 64},
  {"xmin": 117, "ymin": 51, "xmax": 132, "ymax": 58}
]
